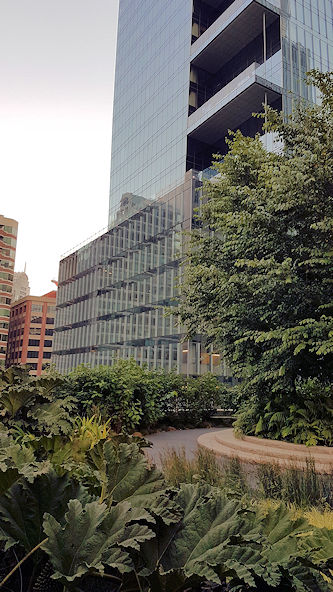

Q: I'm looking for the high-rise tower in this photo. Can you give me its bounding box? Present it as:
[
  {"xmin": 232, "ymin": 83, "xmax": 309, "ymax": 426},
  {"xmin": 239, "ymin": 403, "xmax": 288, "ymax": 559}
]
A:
[
  {"xmin": 53, "ymin": 0, "xmax": 333, "ymax": 374},
  {"xmin": 0, "ymin": 215, "xmax": 18, "ymax": 367}
]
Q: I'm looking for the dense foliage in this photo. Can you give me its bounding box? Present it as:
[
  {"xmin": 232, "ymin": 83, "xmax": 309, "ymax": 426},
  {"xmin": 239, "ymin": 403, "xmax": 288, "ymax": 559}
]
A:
[
  {"xmin": 63, "ymin": 360, "xmax": 231, "ymax": 431},
  {"xmin": 0, "ymin": 365, "xmax": 75, "ymax": 437},
  {"xmin": 178, "ymin": 71, "xmax": 333, "ymax": 446},
  {"xmin": 0, "ymin": 366, "xmax": 332, "ymax": 591},
  {"xmin": 0, "ymin": 417, "xmax": 333, "ymax": 591}
]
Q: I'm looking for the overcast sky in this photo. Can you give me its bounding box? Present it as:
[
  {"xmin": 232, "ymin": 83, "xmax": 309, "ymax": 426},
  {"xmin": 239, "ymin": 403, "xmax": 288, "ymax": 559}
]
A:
[{"xmin": 0, "ymin": 0, "xmax": 119, "ymax": 294}]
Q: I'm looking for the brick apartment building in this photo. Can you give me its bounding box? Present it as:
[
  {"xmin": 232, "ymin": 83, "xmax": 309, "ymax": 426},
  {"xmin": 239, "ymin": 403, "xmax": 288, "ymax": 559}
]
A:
[{"xmin": 6, "ymin": 290, "xmax": 56, "ymax": 375}]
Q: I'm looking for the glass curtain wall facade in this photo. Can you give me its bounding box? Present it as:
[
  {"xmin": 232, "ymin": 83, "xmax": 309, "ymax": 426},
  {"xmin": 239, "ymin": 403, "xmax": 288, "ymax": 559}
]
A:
[
  {"xmin": 281, "ymin": 0, "xmax": 332, "ymax": 113},
  {"xmin": 53, "ymin": 0, "xmax": 332, "ymax": 375},
  {"xmin": 54, "ymin": 172, "xmax": 232, "ymax": 376},
  {"xmin": 109, "ymin": 0, "xmax": 193, "ymax": 223}
]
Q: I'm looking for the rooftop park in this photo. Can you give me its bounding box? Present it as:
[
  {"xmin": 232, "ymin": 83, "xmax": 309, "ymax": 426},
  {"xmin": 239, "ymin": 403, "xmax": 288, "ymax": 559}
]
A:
[
  {"xmin": 0, "ymin": 364, "xmax": 332, "ymax": 592},
  {"xmin": 0, "ymin": 71, "xmax": 332, "ymax": 591}
]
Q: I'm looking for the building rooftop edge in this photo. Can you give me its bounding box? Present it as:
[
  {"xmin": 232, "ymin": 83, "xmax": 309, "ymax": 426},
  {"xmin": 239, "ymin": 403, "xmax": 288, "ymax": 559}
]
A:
[{"xmin": 10, "ymin": 292, "xmax": 56, "ymax": 307}]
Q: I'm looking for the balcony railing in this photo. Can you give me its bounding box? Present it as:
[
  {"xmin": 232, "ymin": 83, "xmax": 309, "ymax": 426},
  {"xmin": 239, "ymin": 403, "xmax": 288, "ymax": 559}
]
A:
[
  {"xmin": 188, "ymin": 53, "xmax": 282, "ymax": 134},
  {"xmin": 188, "ymin": 62, "xmax": 259, "ymax": 130},
  {"xmin": 191, "ymin": 0, "xmax": 281, "ymax": 61}
]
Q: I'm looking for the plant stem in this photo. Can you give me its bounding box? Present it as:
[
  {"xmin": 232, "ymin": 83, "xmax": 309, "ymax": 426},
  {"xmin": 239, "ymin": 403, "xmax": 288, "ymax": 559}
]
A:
[
  {"xmin": 12, "ymin": 549, "xmax": 22, "ymax": 592},
  {"xmin": 0, "ymin": 538, "xmax": 48, "ymax": 589},
  {"xmin": 27, "ymin": 563, "xmax": 37, "ymax": 592},
  {"xmin": 135, "ymin": 571, "xmax": 143, "ymax": 592},
  {"xmin": 91, "ymin": 571, "xmax": 122, "ymax": 583}
]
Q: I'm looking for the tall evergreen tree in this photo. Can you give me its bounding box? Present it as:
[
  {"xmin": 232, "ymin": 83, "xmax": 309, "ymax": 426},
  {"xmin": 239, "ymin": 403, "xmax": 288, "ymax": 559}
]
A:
[{"xmin": 179, "ymin": 72, "xmax": 333, "ymax": 444}]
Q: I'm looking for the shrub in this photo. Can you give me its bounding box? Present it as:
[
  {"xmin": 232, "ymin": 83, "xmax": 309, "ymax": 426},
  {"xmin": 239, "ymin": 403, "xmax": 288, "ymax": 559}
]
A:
[
  {"xmin": 235, "ymin": 378, "xmax": 333, "ymax": 447},
  {"xmin": 64, "ymin": 360, "xmax": 165, "ymax": 432},
  {"xmin": 0, "ymin": 365, "xmax": 75, "ymax": 437},
  {"xmin": 0, "ymin": 391, "xmax": 332, "ymax": 592},
  {"xmin": 178, "ymin": 71, "xmax": 333, "ymax": 447},
  {"xmin": 1, "ymin": 436, "xmax": 333, "ymax": 591},
  {"xmin": 63, "ymin": 361, "xmax": 231, "ymax": 432}
]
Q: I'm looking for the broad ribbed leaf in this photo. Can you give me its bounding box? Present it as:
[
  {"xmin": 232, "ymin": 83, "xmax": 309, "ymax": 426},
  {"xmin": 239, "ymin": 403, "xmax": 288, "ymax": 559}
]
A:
[
  {"xmin": 27, "ymin": 397, "xmax": 76, "ymax": 435},
  {"xmin": 104, "ymin": 441, "xmax": 165, "ymax": 501},
  {"xmin": 1, "ymin": 386, "xmax": 36, "ymax": 417},
  {"xmin": 0, "ymin": 428, "xmax": 52, "ymax": 493},
  {"xmin": 0, "ymin": 471, "xmax": 85, "ymax": 552},
  {"xmin": 89, "ymin": 441, "xmax": 181, "ymax": 524},
  {"xmin": 159, "ymin": 484, "xmax": 263, "ymax": 585},
  {"xmin": 300, "ymin": 527, "xmax": 333, "ymax": 567},
  {"xmin": 258, "ymin": 502, "xmax": 312, "ymax": 559},
  {"xmin": 143, "ymin": 485, "xmax": 325, "ymax": 591},
  {"xmin": 42, "ymin": 499, "xmax": 155, "ymax": 582}
]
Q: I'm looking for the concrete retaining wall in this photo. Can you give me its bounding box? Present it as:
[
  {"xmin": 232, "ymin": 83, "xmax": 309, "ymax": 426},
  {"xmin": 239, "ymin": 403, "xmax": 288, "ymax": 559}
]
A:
[{"xmin": 198, "ymin": 429, "xmax": 333, "ymax": 474}]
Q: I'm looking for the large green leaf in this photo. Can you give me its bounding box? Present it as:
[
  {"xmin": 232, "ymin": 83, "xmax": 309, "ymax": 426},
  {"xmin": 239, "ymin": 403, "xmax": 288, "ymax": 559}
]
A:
[
  {"xmin": 27, "ymin": 396, "xmax": 76, "ymax": 435},
  {"xmin": 1, "ymin": 384, "xmax": 36, "ymax": 417},
  {"xmin": 0, "ymin": 428, "xmax": 51, "ymax": 494},
  {"xmin": 0, "ymin": 471, "xmax": 86, "ymax": 552},
  {"xmin": 257, "ymin": 502, "xmax": 312, "ymax": 559},
  {"xmin": 159, "ymin": 484, "xmax": 262, "ymax": 585},
  {"xmin": 253, "ymin": 503, "xmax": 323, "ymax": 591},
  {"xmin": 42, "ymin": 499, "xmax": 155, "ymax": 582},
  {"xmin": 141, "ymin": 485, "xmax": 328, "ymax": 591},
  {"xmin": 300, "ymin": 527, "xmax": 333, "ymax": 570},
  {"xmin": 0, "ymin": 367, "xmax": 61, "ymax": 418},
  {"xmin": 88, "ymin": 441, "xmax": 181, "ymax": 525}
]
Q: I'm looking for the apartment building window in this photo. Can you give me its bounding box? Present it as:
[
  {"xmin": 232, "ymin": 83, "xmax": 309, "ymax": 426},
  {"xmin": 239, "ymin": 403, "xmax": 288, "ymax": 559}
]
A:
[
  {"xmin": 31, "ymin": 316, "xmax": 42, "ymax": 324},
  {"xmin": 27, "ymin": 363, "xmax": 37, "ymax": 370},
  {"xmin": 0, "ymin": 248, "xmax": 10, "ymax": 256},
  {"xmin": 0, "ymin": 284, "xmax": 11, "ymax": 293},
  {"xmin": 27, "ymin": 351, "xmax": 39, "ymax": 358},
  {"xmin": 46, "ymin": 317, "xmax": 54, "ymax": 324},
  {"xmin": 0, "ymin": 272, "xmax": 13, "ymax": 281},
  {"xmin": 30, "ymin": 327, "xmax": 41, "ymax": 335},
  {"xmin": 43, "ymin": 352, "xmax": 51, "ymax": 359},
  {"xmin": 0, "ymin": 297, "xmax": 11, "ymax": 305},
  {"xmin": 45, "ymin": 329, "xmax": 53, "ymax": 336},
  {"xmin": 28, "ymin": 339, "xmax": 40, "ymax": 347},
  {"xmin": 43, "ymin": 340, "xmax": 52, "ymax": 348},
  {"xmin": 31, "ymin": 304, "xmax": 43, "ymax": 312}
]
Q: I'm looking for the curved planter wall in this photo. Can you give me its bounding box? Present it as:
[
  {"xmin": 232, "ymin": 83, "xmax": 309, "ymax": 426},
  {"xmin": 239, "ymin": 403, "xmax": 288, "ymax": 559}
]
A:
[{"xmin": 198, "ymin": 429, "xmax": 333, "ymax": 474}]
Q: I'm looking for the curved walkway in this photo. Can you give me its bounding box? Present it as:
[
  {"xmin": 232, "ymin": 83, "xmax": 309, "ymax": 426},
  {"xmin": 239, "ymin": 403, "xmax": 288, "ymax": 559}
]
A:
[{"xmin": 146, "ymin": 427, "xmax": 226, "ymax": 466}]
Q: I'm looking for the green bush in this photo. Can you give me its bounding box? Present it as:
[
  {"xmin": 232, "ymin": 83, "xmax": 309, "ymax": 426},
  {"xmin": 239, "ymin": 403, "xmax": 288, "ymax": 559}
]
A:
[
  {"xmin": 63, "ymin": 361, "xmax": 231, "ymax": 432},
  {"xmin": 158, "ymin": 371, "xmax": 232, "ymax": 427},
  {"xmin": 178, "ymin": 72, "xmax": 333, "ymax": 448},
  {"xmin": 235, "ymin": 378, "xmax": 333, "ymax": 447},
  {"xmin": 0, "ymin": 365, "xmax": 75, "ymax": 437},
  {"xmin": 64, "ymin": 360, "xmax": 165, "ymax": 432},
  {"xmin": 0, "ymin": 387, "xmax": 332, "ymax": 591},
  {"xmin": 1, "ymin": 434, "xmax": 333, "ymax": 591}
]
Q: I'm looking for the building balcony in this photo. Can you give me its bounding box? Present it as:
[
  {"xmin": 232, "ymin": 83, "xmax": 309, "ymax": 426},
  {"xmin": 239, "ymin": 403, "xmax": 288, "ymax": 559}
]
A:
[
  {"xmin": 191, "ymin": 0, "xmax": 281, "ymax": 73},
  {"xmin": 187, "ymin": 60, "xmax": 282, "ymax": 146}
]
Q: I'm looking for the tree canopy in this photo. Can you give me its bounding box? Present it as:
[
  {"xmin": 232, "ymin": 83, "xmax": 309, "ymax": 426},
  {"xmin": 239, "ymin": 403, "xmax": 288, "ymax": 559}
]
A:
[{"xmin": 178, "ymin": 71, "xmax": 333, "ymax": 444}]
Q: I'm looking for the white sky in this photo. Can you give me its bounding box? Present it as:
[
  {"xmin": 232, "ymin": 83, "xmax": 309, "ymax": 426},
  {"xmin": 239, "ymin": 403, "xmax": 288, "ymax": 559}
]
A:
[{"xmin": 0, "ymin": 0, "xmax": 119, "ymax": 294}]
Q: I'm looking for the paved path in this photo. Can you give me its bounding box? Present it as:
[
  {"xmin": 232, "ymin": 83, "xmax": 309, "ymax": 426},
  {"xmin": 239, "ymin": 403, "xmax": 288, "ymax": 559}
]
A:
[{"xmin": 146, "ymin": 427, "xmax": 224, "ymax": 466}]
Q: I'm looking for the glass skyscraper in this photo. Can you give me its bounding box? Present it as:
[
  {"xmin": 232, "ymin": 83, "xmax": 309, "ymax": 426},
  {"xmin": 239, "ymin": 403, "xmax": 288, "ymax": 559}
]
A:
[{"xmin": 53, "ymin": 0, "xmax": 332, "ymax": 374}]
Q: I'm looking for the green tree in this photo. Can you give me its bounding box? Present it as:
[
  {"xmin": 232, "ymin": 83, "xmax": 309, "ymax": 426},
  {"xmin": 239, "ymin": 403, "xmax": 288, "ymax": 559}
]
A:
[{"xmin": 178, "ymin": 71, "xmax": 333, "ymax": 444}]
